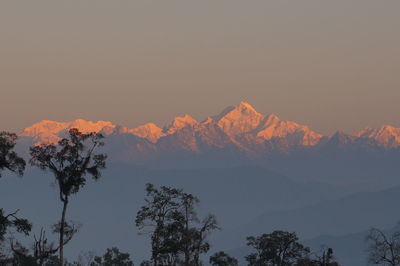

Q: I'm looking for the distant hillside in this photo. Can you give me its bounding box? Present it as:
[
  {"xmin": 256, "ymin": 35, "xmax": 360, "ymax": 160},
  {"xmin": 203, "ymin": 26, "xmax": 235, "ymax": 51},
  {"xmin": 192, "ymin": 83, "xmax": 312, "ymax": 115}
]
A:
[
  {"xmin": 228, "ymin": 224, "xmax": 400, "ymax": 266},
  {"xmin": 215, "ymin": 186, "xmax": 400, "ymax": 264}
]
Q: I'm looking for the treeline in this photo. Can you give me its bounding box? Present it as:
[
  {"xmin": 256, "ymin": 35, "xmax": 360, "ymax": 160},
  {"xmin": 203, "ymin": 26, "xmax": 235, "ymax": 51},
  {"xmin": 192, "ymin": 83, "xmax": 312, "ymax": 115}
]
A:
[{"xmin": 1, "ymin": 129, "xmax": 399, "ymax": 266}]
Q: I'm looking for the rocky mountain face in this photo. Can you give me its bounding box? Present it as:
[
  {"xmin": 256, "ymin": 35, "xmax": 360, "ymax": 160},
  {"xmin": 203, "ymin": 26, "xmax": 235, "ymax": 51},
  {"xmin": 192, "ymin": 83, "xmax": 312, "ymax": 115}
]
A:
[{"xmin": 18, "ymin": 102, "xmax": 400, "ymax": 165}]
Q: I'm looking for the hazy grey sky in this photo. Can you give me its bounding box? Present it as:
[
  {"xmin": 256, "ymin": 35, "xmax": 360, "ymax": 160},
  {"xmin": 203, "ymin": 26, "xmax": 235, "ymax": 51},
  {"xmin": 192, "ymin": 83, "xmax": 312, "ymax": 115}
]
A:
[{"xmin": 1, "ymin": 0, "xmax": 399, "ymax": 135}]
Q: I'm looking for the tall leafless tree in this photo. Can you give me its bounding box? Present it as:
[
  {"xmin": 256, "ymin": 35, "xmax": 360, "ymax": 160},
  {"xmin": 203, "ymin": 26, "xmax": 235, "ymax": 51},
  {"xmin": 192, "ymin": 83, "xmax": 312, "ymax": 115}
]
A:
[{"xmin": 366, "ymin": 227, "xmax": 400, "ymax": 266}]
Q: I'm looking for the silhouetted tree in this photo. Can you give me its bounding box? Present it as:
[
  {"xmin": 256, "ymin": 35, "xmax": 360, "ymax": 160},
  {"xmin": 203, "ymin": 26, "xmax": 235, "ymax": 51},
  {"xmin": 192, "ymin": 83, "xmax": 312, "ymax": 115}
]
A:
[
  {"xmin": 209, "ymin": 251, "xmax": 238, "ymax": 266},
  {"xmin": 246, "ymin": 231, "xmax": 310, "ymax": 266},
  {"xmin": 10, "ymin": 240, "xmax": 47, "ymax": 266},
  {"xmin": 91, "ymin": 247, "xmax": 134, "ymax": 266},
  {"xmin": 0, "ymin": 209, "xmax": 31, "ymax": 244},
  {"xmin": 313, "ymin": 246, "xmax": 340, "ymax": 266},
  {"xmin": 366, "ymin": 227, "xmax": 400, "ymax": 266},
  {"xmin": 0, "ymin": 132, "xmax": 25, "ymax": 178},
  {"xmin": 30, "ymin": 128, "xmax": 107, "ymax": 266},
  {"xmin": 6, "ymin": 241, "xmax": 39, "ymax": 266},
  {"xmin": 136, "ymin": 184, "xmax": 218, "ymax": 266},
  {"xmin": 0, "ymin": 131, "xmax": 30, "ymax": 261},
  {"xmin": 179, "ymin": 193, "xmax": 219, "ymax": 266},
  {"xmin": 31, "ymin": 228, "xmax": 59, "ymax": 265},
  {"xmin": 136, "ymin": 184, "xmax": 183, "ymax": 265},
  {"xmin": 296, "ymin": 246, "xmax": 340, "ymax": 266},
  {"xmin": 10, "ymin": 222, "xmax": 80, "ymax": 265}
]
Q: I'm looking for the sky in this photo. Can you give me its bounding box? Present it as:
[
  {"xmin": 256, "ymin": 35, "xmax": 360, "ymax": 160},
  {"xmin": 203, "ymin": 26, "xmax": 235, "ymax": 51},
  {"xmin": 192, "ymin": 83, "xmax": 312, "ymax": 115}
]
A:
[{"xmin": 0, "ymin": 0, "xmax": 399, "ymax": 135}]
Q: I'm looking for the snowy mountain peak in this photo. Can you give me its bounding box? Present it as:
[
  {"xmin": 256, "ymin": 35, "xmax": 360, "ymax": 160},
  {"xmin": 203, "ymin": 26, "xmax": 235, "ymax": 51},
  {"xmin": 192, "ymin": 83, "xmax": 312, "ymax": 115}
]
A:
[
  {"xmin": 68, "ymin": 119, "xmax": 116, "ymax": 134},
  {"xmin": 129, "ymin": 123, "xmax": 165, "ymax": 143},
  {"xmin": 216, "ymin": 102, "xmax": 264, "ymax": 135},
  {"xmin": 255, "ymin": 119, "xmax": 322, "ymax": 146},
  {"xmin": 237, "ymin": 101, "xmax": 257, "ymax": 112},
  {"xmin": 20, "ymin": 119, "xmax": 116, "ymax": 143},
  {"xmin": 164, "ymin": 114, "xmax": 198, "ymax": 134},
  {"xmin": 357, "ymin": 125, "xmax": 400, "ymax": 147}
]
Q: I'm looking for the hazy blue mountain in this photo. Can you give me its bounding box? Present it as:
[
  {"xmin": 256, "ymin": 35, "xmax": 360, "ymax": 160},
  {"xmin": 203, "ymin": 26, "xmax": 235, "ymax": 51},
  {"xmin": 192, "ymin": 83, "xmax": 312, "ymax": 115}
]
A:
[
  {"xmin": 215, "ymin": 186, "xmax": 400, "ymax": 264},
  {"xmin": 228, "ymin": 223, "xmax": 400, "ymax": 266},
  {"xmin": 304, "ymin": 223, "xmax": 400, "ymax": 266},
  {"xmin": 0, "ymin": 164, "xmax": 346, "ymax": 264}
]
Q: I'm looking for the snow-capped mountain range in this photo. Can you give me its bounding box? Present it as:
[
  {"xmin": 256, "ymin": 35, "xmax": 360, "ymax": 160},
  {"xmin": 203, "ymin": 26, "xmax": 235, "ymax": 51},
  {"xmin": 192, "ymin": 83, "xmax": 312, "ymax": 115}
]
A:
[{"xmin": 19, "ymin": 102, "xmax": 400, "ymax": 163}]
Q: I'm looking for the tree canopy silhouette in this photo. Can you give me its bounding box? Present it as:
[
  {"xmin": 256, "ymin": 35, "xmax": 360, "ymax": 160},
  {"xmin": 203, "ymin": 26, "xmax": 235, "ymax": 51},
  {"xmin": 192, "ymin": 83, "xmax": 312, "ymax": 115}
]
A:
[
  {"xmin": 91, "ymin": 247, "xmax": 134, "ymax": 266},
  {"xmin": 209, "ymin": 251, "xmax": 238, "ymax": 266},
  {"xmin": 0, "ymin": 131, "xmax": 25, "ymax": 178},
  {"xmin": 136, "ymin": 183, "xmax": 218, "ymax": 266},
  {"xmin": 246, "ymin": 231, "xmax": 310, "ymax": 266}
]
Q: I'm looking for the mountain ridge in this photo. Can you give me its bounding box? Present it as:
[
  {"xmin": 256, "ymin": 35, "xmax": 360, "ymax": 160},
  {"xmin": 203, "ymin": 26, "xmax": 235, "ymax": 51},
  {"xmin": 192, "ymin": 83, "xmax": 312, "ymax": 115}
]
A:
[{"xmin": 19, "ymin": 102, "xmax": 400, "ymax": 157}]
